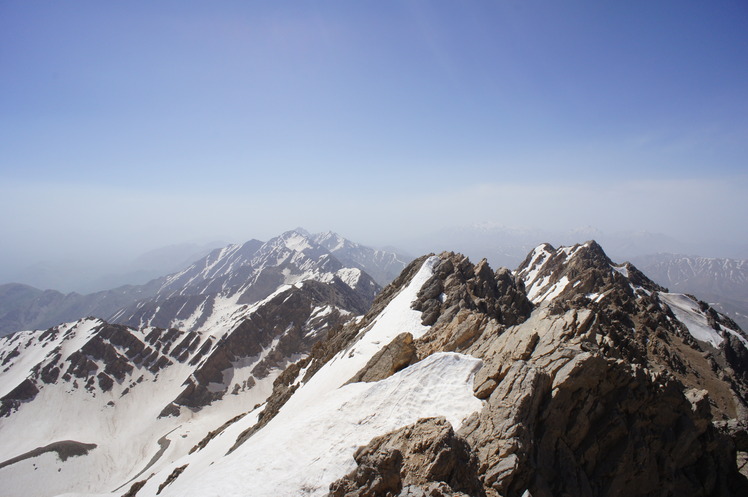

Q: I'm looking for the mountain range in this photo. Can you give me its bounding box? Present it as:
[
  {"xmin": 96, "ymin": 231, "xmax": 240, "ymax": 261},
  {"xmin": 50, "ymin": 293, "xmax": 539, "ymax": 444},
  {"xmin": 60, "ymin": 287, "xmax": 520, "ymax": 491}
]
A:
[
  {"xmin": 0, "ymin": 230, "xmax": 409, "ymax": 338},
  {"xmin": 0, "ymin": 233, "xmax": 747, "ymax": 496}
]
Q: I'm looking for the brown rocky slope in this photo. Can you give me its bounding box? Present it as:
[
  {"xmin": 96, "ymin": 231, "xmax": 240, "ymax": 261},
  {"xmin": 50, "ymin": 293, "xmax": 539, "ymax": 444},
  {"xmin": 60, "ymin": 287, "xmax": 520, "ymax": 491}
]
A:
[{"xmin": 324, "ymin": 242, "xmax": 748, "ymax": 496}]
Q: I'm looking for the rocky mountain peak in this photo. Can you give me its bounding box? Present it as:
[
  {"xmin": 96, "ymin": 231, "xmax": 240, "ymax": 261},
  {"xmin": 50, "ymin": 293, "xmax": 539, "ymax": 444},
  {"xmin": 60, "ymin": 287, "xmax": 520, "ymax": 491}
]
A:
[
  {"xmin": 318, "ymin": 247, "xmax": 748, "ymax": 496},
  {"xmin": 412, "ymin": 247, "xmax": 748, "ymax": 496},
  {"xmin": 410, "ymin": 252, "xmax": 532, "ymax": 358},
  {"xmin": 516, "ymin": 240, "xmax": 664, "ymax": 307}
]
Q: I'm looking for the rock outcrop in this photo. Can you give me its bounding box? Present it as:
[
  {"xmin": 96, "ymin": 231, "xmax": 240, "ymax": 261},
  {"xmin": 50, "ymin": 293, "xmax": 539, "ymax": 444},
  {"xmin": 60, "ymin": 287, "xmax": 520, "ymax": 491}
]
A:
[
  {"xmin": 346, "ymin": 332, "xmax": 417, "ymax": 384},
  {"xmin": 412, "ymin": 253, "xmax": 532, "ymax": 359},
  {"xmin": 329, "ymin": 417, "xmax": 484, "ymax": 497},
  {"xmin": 461, "ymin": 340, "xmax": 746, "ymax": 496}
]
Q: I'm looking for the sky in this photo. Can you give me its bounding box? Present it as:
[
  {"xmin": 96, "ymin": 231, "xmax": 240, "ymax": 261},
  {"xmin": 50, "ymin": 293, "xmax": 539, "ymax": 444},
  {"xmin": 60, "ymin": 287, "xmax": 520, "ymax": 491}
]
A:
[{"xmin": 1, "ymin": 1, "xmax": 748, "ymax": 289}]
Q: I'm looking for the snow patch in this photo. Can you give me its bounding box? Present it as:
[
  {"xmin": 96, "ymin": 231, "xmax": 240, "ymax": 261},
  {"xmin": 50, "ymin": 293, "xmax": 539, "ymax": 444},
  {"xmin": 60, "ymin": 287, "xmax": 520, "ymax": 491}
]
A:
[
  {"xmin": 282, "ymin": 255, "xmax": 439, "ymax": 413},
  {"xmin": 283, "ymin": 232, "xmax": 313, "ymax": 252},
  {"xmin": 526, "ymin": 275, "xmax": 552, "ymax": 302},
  {"xmin": 158, "ymin": 352, "xmax": 483, "ymax": 497},
  {"xmin": 537, "ymin": 275, "xmax": 570, "ymax": 303},
  {"xmin": 519, "ymin": 244, "xmax": 552, "ymax": 288},
  {"xmin": 335, "ymin": 268, "xmax": 362, "ymax": 289},
  {"xmin": 659, "ymin": 293, "xmax": 727, "ymax": 347},
  {"xmin": 612, "ymin": 265, "xmax": 629, "ymax": 278}
]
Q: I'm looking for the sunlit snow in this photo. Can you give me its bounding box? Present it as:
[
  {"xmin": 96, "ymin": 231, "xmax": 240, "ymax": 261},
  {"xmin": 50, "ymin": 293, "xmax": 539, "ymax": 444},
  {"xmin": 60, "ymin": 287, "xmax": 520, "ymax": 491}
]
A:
[
  {"xmin": 159, "ymin": 352, "xmax": 483, "ymax": 497},
  {"xmin": 658, "ymin": 292, "xmax": 748, "ymax": 348}
]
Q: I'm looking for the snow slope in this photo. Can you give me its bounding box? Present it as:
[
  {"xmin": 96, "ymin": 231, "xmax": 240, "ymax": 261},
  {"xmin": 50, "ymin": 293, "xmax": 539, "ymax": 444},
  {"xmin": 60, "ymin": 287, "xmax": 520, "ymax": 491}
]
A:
[
  {"xmin": 156, "ymin": 353, "xmax": 482, "ymax": 497},
  {"xmin": 97, "ymin": 255, "xmax": 483, "ymax": 497},
  {"xmin": 659, "ymin": 292, "xmax": 748, "ymax": 348},
  {"xmin": 0, "ymin": 281, "xmax": 360, "ymax": 496}
]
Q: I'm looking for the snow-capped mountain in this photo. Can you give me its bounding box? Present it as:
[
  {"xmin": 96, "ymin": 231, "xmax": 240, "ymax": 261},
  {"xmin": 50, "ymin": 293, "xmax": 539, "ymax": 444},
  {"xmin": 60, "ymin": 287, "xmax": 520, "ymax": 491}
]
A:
[
  {"xmin": 1, "ymin": 241, "xmax": 747, "ymax": 496},
  {"xmin": 312, "ymin": 231, "xmax": 411, "ymax": 287},
  {"xmin": 0, "ymin": 276, "xmax": 364, "ymax": 495},
  {"xmin": 0, "ymin": 229, "xmax": 407, "ymax": 337},
  {"xmin": 110, "ymin": 229, "xmax": 381, "ymax": 332},
  {"xmin": 629, "ymin": 253, "xmax": 748, "ymax": 331}
]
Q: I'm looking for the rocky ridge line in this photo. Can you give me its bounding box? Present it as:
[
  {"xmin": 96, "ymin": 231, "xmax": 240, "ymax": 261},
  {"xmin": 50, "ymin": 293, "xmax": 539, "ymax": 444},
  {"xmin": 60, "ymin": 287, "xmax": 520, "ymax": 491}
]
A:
[{"xmin": 328, "ymin": 242, "xmax": 748, "ymax": 497}]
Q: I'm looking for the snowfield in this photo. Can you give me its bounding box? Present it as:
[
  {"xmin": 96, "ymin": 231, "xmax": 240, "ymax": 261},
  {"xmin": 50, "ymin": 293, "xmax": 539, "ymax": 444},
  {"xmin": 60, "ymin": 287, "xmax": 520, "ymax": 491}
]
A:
[
  {"xmin": 659, "ymin": 292, "xmax": 748, "ymax": 348},
  {"xmin": 156, "ymin": 352, "xmax": 483, "ymax": 497}
]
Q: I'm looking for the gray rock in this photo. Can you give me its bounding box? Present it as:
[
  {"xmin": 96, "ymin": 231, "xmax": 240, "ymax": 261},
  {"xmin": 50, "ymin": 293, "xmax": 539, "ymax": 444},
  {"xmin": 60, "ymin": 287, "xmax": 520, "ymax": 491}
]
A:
[
  {"xmin": 347, "ymin": 332, "xmax": 417, "ymax": 384},
  {"xmin": 329, "ymin": 417, "xmax": 484, "ymax": 497}
]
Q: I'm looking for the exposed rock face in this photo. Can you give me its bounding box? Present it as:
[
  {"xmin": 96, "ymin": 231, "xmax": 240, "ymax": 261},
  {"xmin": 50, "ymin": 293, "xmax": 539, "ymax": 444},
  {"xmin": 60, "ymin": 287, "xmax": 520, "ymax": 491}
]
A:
[
  {"xmin": 461, "ymin": 344, "xmax": 746, "ymax": 496},
  {"xmin": 412, "ymin": 253, "xmax": 532, "ymax": 360},
  {"xmin": 0, "ymin": 378, "xmax": 39, "ymax": 417},
  {"xmin": 168, "ymin": 281, "xmax": 361, "ymax": 413},
  {"xmin": 347, "ymin": 332, "xmax": 417, "ymax": 384},
  {"xmin": 330, "ymin": 242, "xmax": 748, "ymax": 497},
  {"xmin": 414, "ymin": 254, "xmax": 532, "ymax": 330},
  {"xmin": 724, "ymin": 333, "xmax": 748, "ymax": 382},
  {"xmin": 329, "ymin": 417, "xmax": 484, "ymax": 497}
]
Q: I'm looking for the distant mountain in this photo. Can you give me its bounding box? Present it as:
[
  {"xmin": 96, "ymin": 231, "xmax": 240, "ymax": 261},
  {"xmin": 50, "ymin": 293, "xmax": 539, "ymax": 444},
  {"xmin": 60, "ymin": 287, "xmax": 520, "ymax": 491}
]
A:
[
  {"xmin": 0, "ymin": 230, "xmax": 407, "ymax": 337},
  {"xmin": 0, "ymin": 282, "xmax": 160, "ymax": 338},
  {"xmin": 3, "ymin": 242, "xmax": 225, "ymax": 294},
  {"xmin": 1, "ymin": 240, "xmax": 746, "ymax": 496},
  {"xmin": 312, "ymin": 231, "xmax": 411, "ymax": 286},
  {"xmin": 629, "ymin": 253, "xmax": 748, "ymax": 330},
  {"xmin": 110, "ymin": 230, "xmax": 381, "ymax": 332},
  {"xmin": 84, "ymin": 241, "xmax": 227, "ymax": 292}
]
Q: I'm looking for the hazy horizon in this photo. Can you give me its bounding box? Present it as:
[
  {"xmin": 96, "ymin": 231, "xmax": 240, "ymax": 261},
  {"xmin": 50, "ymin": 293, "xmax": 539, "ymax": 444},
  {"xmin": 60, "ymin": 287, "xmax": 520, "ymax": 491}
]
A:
[
  {"xmin": 2, "ymin": 2, "xmax": 747, "ymax": 291},
  {"xmin": 1, "ymin": 222, "xmax": 744, "ymax": 294}
]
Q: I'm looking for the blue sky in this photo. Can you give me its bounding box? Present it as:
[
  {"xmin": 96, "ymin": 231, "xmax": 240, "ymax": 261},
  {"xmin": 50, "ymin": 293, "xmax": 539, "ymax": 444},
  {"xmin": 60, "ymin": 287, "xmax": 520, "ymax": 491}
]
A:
[{"xmin": 1, "ymin": 1, "xmax": 747, "ymax": 284}]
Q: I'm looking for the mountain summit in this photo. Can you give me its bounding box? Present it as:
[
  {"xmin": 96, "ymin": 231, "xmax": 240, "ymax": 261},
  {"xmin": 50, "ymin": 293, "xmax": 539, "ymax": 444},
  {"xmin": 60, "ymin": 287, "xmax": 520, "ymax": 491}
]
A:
[
  {"xmin": 0, "ymin": 240, "xmax": 746, "ymax": 496},
  {"xmin": 110, "ymin": 229, "xmax": 382, "ymax": 332}
]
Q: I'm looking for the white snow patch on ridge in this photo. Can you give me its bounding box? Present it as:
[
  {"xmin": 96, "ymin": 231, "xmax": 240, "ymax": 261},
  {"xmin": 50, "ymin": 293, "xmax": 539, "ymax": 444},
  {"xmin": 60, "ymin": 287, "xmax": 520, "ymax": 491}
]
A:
[
  {"xmin": 283, "ymin": 231, "xmax": 313, "ymax": 252},
  {"xmin": 658, "ymin": 292, "xmax": 748, "ymax": 348},
  {"xmin": 160, "ymin": 352, "xmax": 483, "ymax": 497},
  {"xmin": 526, "ymin": 275, "xmax": 551, "ymax": 302},
  {"xmin": 280, "ymin": 255, "xmax": 440, "ymax": 413},
  {"xmin": 336, "ymin": 267, "xmax": 362, "ymax": 289},
  {"xmin": 538, "ymin": 276, "xmax": 570, "ymax": 303}
]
